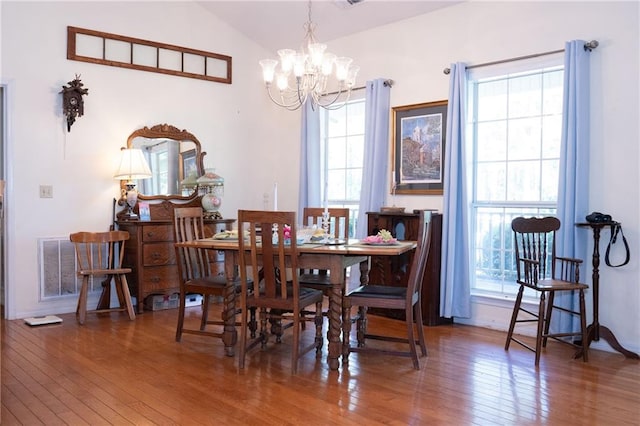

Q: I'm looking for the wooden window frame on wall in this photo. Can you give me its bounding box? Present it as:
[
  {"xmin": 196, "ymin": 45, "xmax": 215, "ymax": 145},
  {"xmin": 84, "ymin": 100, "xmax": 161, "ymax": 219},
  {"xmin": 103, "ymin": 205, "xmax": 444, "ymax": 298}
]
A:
[{"xmin": 67, "ymin": 26, "xmax": 232, "ymax": 84}]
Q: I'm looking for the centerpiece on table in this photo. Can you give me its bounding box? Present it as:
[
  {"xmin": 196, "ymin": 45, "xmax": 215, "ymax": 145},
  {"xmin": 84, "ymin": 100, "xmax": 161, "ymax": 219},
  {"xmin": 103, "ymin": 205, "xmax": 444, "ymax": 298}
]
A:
[{"xmin": 362, "ymin": 229, "xmax": 398, "ymax": 245}]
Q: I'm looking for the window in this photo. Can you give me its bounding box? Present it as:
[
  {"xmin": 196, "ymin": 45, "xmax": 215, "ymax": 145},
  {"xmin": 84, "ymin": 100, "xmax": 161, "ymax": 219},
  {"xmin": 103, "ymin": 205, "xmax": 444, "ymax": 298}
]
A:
[
  {"xmin": 321, "ymin": 98, "xmax": 366, "ymax": 237},
  {"xmin": 468, "ymin": 57, "xmax": 564, "ymax": 297}
]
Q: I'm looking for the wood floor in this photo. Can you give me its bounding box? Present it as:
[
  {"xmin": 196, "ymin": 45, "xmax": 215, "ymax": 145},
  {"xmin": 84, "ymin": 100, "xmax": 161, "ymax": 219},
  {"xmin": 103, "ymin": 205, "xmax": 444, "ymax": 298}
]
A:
[{"xmin": 2, "ymin": 303, "xmax": 639, "ymax": 425}]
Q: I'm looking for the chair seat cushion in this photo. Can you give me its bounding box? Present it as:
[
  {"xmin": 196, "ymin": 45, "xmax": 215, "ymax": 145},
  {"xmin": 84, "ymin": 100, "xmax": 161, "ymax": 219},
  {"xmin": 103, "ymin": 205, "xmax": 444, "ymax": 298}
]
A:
[
  {"xmin": 249, "ymin": 286, "xmax": 323, "ymax": 311},
  {"xmin": 347, "ymin": 285, "xmax": 406, "ymax": 299},
  {"xmin": 185, "ymin": 276, "xmax": 227, "ymax": 293},
  {"xmin": 186, "ymin": 276, "xmax": 253, "ymax": 293},
  {"xmin": 299, "ymin": 286, "xmax": 323, "ymax": 299},
  {"xmin": 258, "ymin": 286, "xmax": 322, "ymax": 299},
  {"xmin": 299, "ymin": 273, "xmax": 331, "ymax": 287}
]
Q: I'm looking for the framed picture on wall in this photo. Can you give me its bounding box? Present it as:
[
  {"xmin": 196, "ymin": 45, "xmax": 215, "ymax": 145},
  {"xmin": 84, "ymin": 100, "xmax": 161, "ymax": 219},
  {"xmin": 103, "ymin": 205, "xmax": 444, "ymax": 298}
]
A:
[{"xmin": 391, "ymin": 100, "xmax": 448, "ymax": 195}]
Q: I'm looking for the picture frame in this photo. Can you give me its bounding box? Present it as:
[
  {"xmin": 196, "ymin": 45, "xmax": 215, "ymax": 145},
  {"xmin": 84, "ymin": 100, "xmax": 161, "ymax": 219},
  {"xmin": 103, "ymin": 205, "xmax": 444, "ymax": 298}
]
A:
[
  {"xmin": 138, "ymin": 201, "xmax": 151, "ymax": 221},
  {"xmin": 180, "ymin": 149, "xmax": 197, "ymax": 181},
  {"xmin": 391, "ymin": 100, "xmax": 448, "ymax": 195}
]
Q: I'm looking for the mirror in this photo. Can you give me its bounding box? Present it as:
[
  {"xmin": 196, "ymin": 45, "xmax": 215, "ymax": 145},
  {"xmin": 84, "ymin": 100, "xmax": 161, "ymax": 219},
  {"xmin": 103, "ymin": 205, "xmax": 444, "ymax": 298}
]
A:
[{"xmin": 124, "ymin": 123, "xmax": 206, "ymax": 200}]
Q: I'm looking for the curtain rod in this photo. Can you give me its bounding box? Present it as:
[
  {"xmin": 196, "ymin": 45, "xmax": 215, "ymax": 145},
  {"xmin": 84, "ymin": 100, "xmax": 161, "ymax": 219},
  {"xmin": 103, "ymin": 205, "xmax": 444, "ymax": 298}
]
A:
[
  {"xmin": 442, "ymin": 40, "xmax": 599, "ymax": 75},
  {"xmin": 323, "ymin": 78, "xmax": 394, "ymax": 96}
]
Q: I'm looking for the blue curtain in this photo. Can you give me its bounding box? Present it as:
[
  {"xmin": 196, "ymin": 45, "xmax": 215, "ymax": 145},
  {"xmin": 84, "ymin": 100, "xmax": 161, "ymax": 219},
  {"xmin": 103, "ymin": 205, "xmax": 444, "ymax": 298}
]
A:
[
  {"xmin": 355, "ymin": 78, "xmax": 392, "ymax": 238},
  {"xmin": 554, "ymin": 40, "xmax": 592, "ymax": 331},
  {"xmin": 557, "ymin": 40, "xmax": 591, "ymax": 262},
  {"xmin": 350, "ymin": 79, "xmax": 391, "ymax": 288},
  {"xmin": 298, "ymin": 101, "xmax": 321, "ymax": 218},
  {"xmin": 440, "ymin": 63, "xmax": 471, "ymax": 319}
]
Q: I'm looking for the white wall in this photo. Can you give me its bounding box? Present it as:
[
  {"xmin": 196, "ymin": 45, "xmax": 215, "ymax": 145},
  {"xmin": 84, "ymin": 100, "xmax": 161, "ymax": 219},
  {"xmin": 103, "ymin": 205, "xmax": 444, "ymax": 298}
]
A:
[
  {"xmin": 328, "ymin": 1, "xmax": 639, "ymax": 354},
  {"xmin": 2, "ymin": 1, "xmax": 638, "ymax": 355},
  {"xmin": 1, "ymin": 1, "xmax": 298, "ymax": 318}
]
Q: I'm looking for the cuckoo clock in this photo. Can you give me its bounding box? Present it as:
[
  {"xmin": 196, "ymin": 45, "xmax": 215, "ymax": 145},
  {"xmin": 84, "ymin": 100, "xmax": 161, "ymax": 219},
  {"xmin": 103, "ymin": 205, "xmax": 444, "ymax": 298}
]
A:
[{"xmin": 60, "ymin": 75, "xmax": 89, "ymax": 132}]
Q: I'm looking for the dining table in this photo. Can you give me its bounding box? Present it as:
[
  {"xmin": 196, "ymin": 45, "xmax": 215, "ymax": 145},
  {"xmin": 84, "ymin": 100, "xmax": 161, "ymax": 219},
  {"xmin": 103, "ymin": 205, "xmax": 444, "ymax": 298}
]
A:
[{"xmin": 175, "ymin": 237, "xmax": 417, "ymax": 371}]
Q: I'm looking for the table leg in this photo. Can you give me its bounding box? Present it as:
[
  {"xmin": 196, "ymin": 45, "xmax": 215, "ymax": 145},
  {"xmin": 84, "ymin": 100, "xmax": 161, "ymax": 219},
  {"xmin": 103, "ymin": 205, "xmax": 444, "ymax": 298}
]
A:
[
  {"xmin": 222, "ymin": 251, "xmax": 238, "ymax": 357},
  {"xmin": 327, "ymin": 264, "xmax": 345, "ymax": 371}
]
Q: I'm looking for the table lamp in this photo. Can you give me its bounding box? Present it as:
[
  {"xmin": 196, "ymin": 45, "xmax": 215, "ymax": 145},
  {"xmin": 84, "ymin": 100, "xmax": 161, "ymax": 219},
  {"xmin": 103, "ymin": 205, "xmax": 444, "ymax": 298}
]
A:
[
  {"xmin": 114, "ymin": 148, "xmax": 152, "ymax": 219},
  {"xmin": 196, "ymin": 169, "xmax": 224, "ymax": 219}
]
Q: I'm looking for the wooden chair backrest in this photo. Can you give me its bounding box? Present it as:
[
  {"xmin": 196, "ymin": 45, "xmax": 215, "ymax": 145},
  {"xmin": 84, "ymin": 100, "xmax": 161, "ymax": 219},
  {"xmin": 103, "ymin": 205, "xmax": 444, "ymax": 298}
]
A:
[
  {"xmin": 174, "ymin": 207, "xmax": 207, "ymax": 243},
  {"xmin": 70, "ymin": 230, "xmax": 129, "ymax": 275},
  {"xmin": 238, "ymin": 210, "xmax": 300, "ymax": 307},
  {"xmin": 511, "ymin": 216, "xmax": 560, "ymax": 281},
  {"xmin": 302, "ymin": 207, "xmax": 350, "ymax": 239},
  {"xmin": 405, "ymin": 211, "xmax": 432, "ymax": 302},
  {"xmin": 174, "ymin": 207, "xmax": 210, "ymax": 281}
]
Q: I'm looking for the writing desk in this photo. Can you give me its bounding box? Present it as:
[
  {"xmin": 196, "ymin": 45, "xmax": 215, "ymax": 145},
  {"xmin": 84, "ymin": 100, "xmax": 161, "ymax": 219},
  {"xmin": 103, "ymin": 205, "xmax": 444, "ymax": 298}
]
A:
[
  {"xmin": 176, "ymin": 238, "xmax": 417, "ymax": 370},
  {"xmin": 576, "ymin": 222, "xmax": 639, "ymax": 359}
]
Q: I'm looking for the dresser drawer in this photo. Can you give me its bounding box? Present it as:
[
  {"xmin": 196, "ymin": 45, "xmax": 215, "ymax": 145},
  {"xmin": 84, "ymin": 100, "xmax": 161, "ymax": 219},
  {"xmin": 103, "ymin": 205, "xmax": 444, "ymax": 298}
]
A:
[
  {"xmin": 142, "ymin": 225, "xmax": 174, "ymax": 242},
  {"xmin": 143, "ymin": 243, "xmax": 176, "ymax": 266},
  {"xmin": 140, "ymin": 265, "xmax": 180, "ymax": 291}
]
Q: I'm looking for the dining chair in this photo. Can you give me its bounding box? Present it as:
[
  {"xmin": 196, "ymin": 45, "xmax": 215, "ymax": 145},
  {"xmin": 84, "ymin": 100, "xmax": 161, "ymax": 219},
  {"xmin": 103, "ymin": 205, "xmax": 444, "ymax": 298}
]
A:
[
  {"xmin": 174, "ymin": 207, "xmax": 256, "ymax": 342},
  {"xmin": 299, "ymin": 207, "xmax": 350, "ymax": 323},
  {"xmin": 237, "ymin": 209, "xmax": 324, "ymax": 374},
  {"xmin": 70, "ymin": 230, "xmax": 136, "ymax": 325},
  {"xmin": 342, "ymin": 210, "xmax": 432, "ymax": 370},
  {"xmin": 300, "ymin": 207, "xmax": 350, "ymax": 240},
  {"xmin": 505, "ymin": 216, "xmax": 589, "ymax": 366}
]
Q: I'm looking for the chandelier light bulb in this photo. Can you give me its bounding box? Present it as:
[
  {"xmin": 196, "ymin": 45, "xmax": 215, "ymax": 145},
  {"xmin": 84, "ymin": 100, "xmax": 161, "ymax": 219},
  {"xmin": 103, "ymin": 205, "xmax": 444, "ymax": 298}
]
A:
[
  {"xmin": 334, "ymin": 57, "xmax": 353, "ymax": 82},
  {"xmin": 292, "ymin": 53, "xmax": 307, "ymax": 77},
  {"xmin": 347, "ymin": 65, "xmax": 360, "ymax": 87},
  {"xmin": 321, "ymin": 53, "xmax": 336, "ymax": 75},
  {"xmin": 308, "ymin": 43, "xmax": 327, "ymax": 67},
  {"xmin": 277, "ymin": 49, "xmax": 296, "ymax": 73},
  {"xmin": 259, "ymin": 59, "xmax": 278, "ymax": 83}
]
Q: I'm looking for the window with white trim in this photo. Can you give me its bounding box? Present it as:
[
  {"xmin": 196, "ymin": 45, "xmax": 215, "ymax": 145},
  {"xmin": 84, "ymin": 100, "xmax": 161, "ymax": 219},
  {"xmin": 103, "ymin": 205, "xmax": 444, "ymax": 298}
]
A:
[
  {"xmin": 320, "ymin": 98, "xmax": 365, "ymax": 237},
  {"xmin": 468, "ymin": 56, "xmax": 564, "ymax": 297}
]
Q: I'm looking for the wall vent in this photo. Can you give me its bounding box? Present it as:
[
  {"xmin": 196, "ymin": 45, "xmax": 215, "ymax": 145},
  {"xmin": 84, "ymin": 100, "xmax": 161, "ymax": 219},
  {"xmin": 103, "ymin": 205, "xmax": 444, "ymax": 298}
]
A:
[{"xmin": 38, "ymin": 237, "xmax": 103, "ymax": 300}]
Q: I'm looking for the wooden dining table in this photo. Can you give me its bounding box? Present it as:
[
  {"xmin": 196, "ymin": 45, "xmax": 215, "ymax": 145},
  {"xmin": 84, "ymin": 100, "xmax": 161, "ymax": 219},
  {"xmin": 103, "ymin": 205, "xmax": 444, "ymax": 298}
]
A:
[{"xmin": 175, "ymin": 237, "xmax": 417, "ymax": 370}]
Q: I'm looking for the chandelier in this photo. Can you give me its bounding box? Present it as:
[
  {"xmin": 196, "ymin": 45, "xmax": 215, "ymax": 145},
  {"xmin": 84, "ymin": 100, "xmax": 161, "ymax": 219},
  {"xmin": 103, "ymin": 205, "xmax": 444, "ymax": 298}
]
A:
[{"xmin": 259, "ymin": 1, "xmax": 359, "ymax": 111}]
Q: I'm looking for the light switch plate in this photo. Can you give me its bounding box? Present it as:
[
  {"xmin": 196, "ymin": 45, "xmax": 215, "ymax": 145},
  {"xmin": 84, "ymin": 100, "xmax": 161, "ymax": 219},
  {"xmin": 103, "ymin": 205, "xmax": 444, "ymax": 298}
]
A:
[{"xmin": 39, "ymin": 185, "xmax": 53, "ymax": 198}]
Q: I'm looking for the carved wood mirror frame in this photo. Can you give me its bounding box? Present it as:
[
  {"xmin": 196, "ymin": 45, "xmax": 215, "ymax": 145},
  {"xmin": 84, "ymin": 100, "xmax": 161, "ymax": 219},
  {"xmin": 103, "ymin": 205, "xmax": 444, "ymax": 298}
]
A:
[{"xmin": 122, "ymin": 123, "xmax": 206, "ymax": 202}]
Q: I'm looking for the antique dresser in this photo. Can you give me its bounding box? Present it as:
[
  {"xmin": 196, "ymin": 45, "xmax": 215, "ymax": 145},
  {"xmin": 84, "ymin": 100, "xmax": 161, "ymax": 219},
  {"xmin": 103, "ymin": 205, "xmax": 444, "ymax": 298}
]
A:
[{"xmin": 117, "ymin": 197, "xmax": 234, "ymax": 312}]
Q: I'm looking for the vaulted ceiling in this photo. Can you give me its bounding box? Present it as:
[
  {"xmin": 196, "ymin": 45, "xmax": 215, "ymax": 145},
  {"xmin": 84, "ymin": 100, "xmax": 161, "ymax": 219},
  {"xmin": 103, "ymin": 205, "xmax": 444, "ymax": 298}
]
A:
[{"xmin": 197, "ymin": 1, "xmax": 461, "ymax": 53}]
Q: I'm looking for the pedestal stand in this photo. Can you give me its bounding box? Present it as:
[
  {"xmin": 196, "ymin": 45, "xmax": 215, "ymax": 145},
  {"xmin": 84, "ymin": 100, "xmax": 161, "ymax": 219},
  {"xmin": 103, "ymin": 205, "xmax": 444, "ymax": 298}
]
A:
[{"xmin": 576, "ymin": 222, "xmax": 639, "ymax": 359}]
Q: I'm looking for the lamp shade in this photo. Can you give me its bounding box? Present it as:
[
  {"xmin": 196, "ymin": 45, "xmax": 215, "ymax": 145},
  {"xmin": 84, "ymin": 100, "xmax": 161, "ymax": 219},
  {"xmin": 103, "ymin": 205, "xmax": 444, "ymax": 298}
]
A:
[
  {"xmin": 114, "ymin": 148, "xmax": 152, "ymax": 180},
  {"xmin": 196, "ymin": 169, "xmax": 224, "ymax": 186}
]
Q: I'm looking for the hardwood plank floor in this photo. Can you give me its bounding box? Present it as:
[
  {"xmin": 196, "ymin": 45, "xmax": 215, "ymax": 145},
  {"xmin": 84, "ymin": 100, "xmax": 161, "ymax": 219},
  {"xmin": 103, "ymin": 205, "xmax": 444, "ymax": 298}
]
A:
[{"xmin": 2, "ymin": 303, "xmax": 639, "ymax": 425}]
